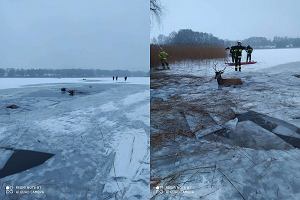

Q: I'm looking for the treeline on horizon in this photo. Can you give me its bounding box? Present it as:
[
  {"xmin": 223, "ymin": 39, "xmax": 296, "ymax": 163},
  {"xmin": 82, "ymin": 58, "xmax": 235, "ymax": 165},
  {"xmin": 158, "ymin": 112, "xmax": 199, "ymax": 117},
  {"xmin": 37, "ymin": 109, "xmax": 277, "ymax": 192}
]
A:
[
  {"xmin": 152, "ymin": 29, "xmax": 300, "ymax": 49},
  {"xmin": 0, "ymin": 68, "xmax": 149, "ymax": 78}
]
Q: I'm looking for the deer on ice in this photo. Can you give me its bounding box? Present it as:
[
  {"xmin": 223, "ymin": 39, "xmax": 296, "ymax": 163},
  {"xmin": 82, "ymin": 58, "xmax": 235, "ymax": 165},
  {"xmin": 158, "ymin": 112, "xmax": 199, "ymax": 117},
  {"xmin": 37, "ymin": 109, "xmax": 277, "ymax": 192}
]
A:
[{"xmin": 213, "ymin": 63, "xmax": 243, "ymax": 87}]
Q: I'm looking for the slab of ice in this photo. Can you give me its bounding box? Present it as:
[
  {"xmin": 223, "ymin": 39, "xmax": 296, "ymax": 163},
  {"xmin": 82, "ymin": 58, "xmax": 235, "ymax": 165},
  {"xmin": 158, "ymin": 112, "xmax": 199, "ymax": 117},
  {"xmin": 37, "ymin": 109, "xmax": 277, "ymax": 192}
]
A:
[
  {"xmin": 273, "ymin": 125, "xmax": 300, "ymax": 139},
  {"xmin": 231, "ymin": 121, "xmax": 293, "ymax": 150},
  {"xmin": 224, "ymin": 118, "xmax": 238, "ymax": 130},
  {"xmin": 195, "ymin": 125, "xmax": 223, "ymax": 139}
]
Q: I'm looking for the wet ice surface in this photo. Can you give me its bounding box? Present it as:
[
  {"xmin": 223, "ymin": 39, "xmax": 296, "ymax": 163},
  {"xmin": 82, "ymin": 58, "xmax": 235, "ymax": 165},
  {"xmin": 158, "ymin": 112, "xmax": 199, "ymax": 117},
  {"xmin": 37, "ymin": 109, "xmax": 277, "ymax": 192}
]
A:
[
  {"xmin": 0, "ymin": 79, "xmax": 149, "ymax": 199},
  {"xmin": 151, "ymin": 49, "xmax": 300, "ymax": 199}
]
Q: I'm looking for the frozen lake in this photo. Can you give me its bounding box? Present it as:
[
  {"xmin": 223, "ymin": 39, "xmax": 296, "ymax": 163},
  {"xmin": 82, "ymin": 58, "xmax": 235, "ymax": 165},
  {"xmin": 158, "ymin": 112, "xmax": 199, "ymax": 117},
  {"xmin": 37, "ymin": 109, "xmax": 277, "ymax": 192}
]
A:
[
  {"xmin": 241, "ymin": 48, "xmax": 300, "ymax": 71},
  {"xmin": 0, "ymin": 72, "xmax": 149, "ymax": 198},
  {"xmin": 168, "ymin": 48, "xmax": 300, "ymax": 76},
  {"xmin": 0, "ymin": 77, "xmax": 149, "ymax": 90},
  {"xmin": 151, "ymin": 48, "xmax": 300, "ymax": 199},
  {"xmin": 0, "ymin": 78, "xmax": 150, "ymax": 198}
]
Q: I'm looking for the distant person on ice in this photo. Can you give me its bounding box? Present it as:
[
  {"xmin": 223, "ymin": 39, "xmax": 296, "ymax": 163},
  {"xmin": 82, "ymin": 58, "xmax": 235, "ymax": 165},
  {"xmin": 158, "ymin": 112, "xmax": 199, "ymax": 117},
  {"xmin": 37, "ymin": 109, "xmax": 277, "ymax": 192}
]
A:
[
  {"xmin": 113, "ymin": 76, "xmax": 115, "ymax": 81},
  {"xmin": 124, "ymin": 76, "xmax": 127, "ymax": 81},
  {"xmin": 231, "ymin": 41, "xmax": 246, "ymax": 71},
  {"xmin": 246, "ymin": 45, "xmax": 253, "ymax": 62},
  {"xmin": 116, "ymin": 76, "xmax": 118, "ymax": 81},
  {"xmin": 159, "ymin": 48, "xmax": 169, "ymax": 70}
]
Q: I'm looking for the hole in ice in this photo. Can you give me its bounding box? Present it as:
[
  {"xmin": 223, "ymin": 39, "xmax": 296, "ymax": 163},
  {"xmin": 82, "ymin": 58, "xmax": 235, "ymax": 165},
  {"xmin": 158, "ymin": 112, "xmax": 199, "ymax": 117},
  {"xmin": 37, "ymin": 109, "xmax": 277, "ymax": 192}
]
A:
[{"xmin": 0, "ymin": 149, "xmax": 54, "ymax": 179}]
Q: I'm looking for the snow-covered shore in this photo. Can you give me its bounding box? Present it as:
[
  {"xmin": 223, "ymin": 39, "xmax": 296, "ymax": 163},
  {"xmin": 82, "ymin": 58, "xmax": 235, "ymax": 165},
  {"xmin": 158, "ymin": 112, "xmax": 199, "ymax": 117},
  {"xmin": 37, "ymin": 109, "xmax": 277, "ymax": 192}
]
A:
[{"xmin": 0, "ymin": 80, "xmax": 149, "ymax": 199}]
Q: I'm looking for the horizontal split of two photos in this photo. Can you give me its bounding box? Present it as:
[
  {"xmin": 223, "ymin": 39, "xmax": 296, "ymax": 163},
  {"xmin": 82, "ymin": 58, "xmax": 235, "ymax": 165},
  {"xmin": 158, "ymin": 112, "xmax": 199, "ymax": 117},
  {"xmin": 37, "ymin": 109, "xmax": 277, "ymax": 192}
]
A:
[{"xmin": 1, "ymin": 0, "xmax": 300, "ymax": 199}]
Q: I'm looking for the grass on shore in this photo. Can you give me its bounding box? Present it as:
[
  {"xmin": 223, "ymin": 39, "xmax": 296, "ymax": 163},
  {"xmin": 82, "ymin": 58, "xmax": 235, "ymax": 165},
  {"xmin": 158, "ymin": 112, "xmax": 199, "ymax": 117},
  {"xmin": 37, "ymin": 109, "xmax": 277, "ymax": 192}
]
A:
[{"xmin": 151, "ymin": 44, "xmax": 226, "ymax": 68}]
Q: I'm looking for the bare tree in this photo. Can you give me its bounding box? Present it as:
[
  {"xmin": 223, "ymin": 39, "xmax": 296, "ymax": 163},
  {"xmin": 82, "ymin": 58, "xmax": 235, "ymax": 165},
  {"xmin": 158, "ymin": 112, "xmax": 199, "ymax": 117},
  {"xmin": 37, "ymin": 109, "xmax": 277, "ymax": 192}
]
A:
[{"xmin": 150, "ymin": 0, "xmax": 161, "ymax": 16}]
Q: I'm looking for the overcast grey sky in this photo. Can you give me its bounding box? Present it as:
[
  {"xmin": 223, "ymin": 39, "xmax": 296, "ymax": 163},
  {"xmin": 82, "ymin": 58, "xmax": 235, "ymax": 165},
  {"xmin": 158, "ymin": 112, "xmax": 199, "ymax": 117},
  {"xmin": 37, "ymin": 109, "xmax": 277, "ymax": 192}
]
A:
[
  {"xmin": 0, "ymin": 0, "xmax": 149, "ymax": 71},
  {"xmin": 151, "ymin": 0, "xmax": 300, "ymax": 40}
]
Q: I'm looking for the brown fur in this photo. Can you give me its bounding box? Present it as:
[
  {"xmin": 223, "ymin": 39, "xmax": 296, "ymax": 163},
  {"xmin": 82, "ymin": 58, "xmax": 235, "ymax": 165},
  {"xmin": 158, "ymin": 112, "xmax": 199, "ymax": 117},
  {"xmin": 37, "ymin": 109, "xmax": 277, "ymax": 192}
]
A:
[{"xmin": 215, "ymin": 71, "xmax": 243, "ymax": 86}]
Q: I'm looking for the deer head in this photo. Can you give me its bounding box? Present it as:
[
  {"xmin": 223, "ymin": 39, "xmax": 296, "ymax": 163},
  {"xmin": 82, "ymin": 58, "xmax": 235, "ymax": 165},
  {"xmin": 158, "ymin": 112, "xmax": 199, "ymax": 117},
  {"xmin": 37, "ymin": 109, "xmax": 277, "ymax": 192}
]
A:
[{"xmin": 214, "ymin": 71, "xmax": 223, "ymax": 79}]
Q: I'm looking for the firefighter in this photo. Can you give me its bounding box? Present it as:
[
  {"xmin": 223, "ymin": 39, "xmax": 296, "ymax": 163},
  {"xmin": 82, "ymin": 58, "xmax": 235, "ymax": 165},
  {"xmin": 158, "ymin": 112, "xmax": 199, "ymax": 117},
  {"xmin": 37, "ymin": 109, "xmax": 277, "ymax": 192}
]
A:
[
  {"xmin": 246, "ymin": 45, "xmax": 253, "ymax": 62},
  {"xmin": 231, "ymin": 41, "xmax": 246, "ymax": 71},
  {"xmin": 159, "ymin": 48, "xmax": 169, "ymax": 70}
]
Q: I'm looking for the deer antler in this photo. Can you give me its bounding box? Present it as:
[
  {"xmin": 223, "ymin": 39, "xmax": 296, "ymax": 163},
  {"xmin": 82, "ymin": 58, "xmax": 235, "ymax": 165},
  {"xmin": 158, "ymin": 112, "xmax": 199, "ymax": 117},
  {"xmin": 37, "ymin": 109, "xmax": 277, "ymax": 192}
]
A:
[
  {"xmin": 221, "ymin": 65, "xmax": 227, "ymax": 72},
  {"xmin": 212, "ymin": 62, "xmax": 218, "ymax": 72}
]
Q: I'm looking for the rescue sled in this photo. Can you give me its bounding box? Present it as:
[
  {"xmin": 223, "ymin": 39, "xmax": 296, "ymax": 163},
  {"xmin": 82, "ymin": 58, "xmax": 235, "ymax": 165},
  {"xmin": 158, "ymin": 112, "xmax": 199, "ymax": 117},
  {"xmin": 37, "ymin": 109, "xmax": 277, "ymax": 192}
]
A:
[{"xmin": 225, "ymin": 61, "xmax": 257, "ymax": 66}]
